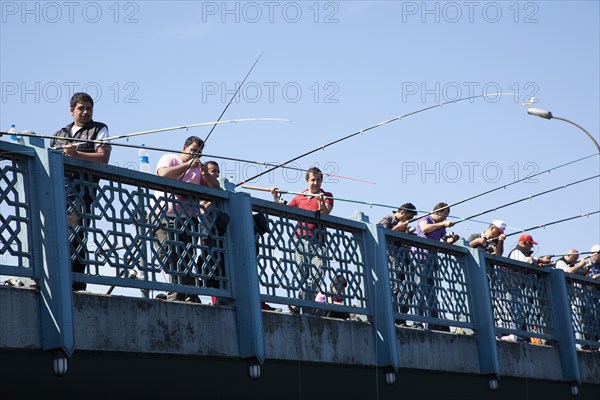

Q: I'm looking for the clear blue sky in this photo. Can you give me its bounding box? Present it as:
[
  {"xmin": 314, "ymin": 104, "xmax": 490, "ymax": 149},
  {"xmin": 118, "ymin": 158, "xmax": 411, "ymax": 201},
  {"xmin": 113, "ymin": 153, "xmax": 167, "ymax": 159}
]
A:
[{"xmin": 2, "ymin": 0, "xmax": 599, "ymax": 260}]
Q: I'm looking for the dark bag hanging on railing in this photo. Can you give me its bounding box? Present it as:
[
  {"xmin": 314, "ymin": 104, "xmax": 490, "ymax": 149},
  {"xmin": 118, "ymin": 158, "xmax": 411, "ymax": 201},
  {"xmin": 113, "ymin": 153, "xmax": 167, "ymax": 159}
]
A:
[
  {"xmin": 252, "ymin": 212, "xmax": 270, "ymax": 236},
  {"xmin": 214, "ymin": 210, "xmax": 231, "ymax": 236}
]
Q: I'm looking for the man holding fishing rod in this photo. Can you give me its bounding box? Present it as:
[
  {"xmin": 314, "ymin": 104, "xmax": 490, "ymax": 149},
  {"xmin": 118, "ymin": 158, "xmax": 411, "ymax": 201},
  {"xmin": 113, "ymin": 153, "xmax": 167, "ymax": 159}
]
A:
[
  {"xmin": 468, "ymin": 219, "xmax": 507, "ymax": 256},
  {"xmin": 270, "ymin": 167, "xmax": 334, "ymax": 314},
  {"xmin": 50, "ymin": 92, "xmax": 111, "ymax": 291},
  {"xmin": 413, "ymin": 202, "xmax": 460, "ymax": 332},
  {"xmin": 153, "ymin": 136, "xmax": 220, "ymax": 302}
]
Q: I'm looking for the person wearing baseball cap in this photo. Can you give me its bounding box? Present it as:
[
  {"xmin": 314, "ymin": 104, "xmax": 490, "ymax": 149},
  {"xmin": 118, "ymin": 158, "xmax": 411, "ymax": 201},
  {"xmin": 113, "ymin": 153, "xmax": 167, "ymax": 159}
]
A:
[
  {"xmin": 586, "ymin": 244, "xmax": 600, "ymax": 280},
  {"xmin": 378, "ymin": 202, "xmax": 417, "ymax": 233},
  {"xmin": 468, "ymin": 219, "xmax": 507, "ymax": 256},
  {"xmin": 508, "ymin": 233, "xmax": 552, "ymax": 266}
]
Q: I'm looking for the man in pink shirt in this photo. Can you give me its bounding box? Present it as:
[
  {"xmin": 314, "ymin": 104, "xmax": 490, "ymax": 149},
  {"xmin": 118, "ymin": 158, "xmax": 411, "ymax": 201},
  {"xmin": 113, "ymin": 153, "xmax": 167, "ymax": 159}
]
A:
[{"xmin": 153, "ymin": 136, "xmax": 220, "ymax": 302}]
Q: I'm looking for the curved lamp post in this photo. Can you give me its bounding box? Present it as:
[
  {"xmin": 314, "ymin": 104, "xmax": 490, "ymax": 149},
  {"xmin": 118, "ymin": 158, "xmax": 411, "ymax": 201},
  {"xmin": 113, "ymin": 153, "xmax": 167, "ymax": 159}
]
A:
[
  {"xmin": 527, "ymin": 108, "xmax": 600, "ymax": 153},
  {"xmin": 528, "ymin": 107, "xmax": 597, "ymax": 397}
]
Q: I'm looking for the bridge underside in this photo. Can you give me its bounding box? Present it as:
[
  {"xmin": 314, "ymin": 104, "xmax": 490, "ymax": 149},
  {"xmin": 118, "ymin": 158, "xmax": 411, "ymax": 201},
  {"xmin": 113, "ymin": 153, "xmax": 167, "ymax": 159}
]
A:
[{"xmin": 2, "ymin": 350, "xmax": 599, "ymax": 399}]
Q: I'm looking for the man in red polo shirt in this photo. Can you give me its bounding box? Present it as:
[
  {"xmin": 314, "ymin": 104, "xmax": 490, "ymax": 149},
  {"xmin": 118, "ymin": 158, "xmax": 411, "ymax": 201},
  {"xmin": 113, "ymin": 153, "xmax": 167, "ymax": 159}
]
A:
[{"xmin": 271, "ymin": 167, "xmax": 334, "ymax": 313}]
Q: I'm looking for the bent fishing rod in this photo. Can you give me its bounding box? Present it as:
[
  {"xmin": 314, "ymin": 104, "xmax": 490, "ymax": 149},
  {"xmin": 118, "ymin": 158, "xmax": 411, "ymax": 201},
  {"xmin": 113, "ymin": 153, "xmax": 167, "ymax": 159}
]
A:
[
  {"xmin": 453, "ymin": 174, "xmax": 600, "ymax": 225},
  {"xmin": 408, "ymin": 153, "xmax": 600, "ymax": 224},
  {"xmin": 236, "ymin": 92, "xmax": 515, "ymax": 187},
  {"xmin": 0, "ymin": 119, "xmax": 289, "ymax": 149},
  {"xmin": 1, "ymin": 130, "xmax": 375, "ymax": 185},
  {"xmin": 504, "ymin": 210, "xmax": 600, "ymax": 238},
  {"xmin": 104, "ymin": 118, "xmax": 288, "ymax": 143},
  {"xmin": 0, "ymin": 118, "xmax": 289, "ymax": 148}
]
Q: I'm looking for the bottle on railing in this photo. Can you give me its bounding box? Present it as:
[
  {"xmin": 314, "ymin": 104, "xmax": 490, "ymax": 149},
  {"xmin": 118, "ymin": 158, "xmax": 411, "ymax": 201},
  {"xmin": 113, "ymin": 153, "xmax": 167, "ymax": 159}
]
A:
[
  {"xmin": 8, "ymin": 124, "xmax": 24, "ymax": 145},
  {"xmin": 138, "ymin": 144, "xmax": 151, "ymax": 173}
]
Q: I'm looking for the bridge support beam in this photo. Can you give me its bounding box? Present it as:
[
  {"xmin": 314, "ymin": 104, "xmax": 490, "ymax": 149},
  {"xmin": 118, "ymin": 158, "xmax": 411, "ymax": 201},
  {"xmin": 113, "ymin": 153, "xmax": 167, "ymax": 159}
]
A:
[
  {"xmin": 227, "ymin": 190, "xmax": 265, "ymax": 370},
  {"xmin": 466, "ymin": 248, "xmax": 500, "ymax": 390},
  {"xmin": 28, "ymin": 140, "xmax": 75, "ymax": 368},
  {"xmin": 355, "ymin": 213, "xmax": 400, "ymax": 382},
  {"xmin": 547, "ymin": 268, "xmax": 580, "ymax": 391}
]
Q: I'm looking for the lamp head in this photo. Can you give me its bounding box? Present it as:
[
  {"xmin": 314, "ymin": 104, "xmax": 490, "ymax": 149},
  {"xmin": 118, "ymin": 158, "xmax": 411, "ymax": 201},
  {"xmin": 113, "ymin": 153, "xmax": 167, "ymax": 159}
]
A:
[{"xmin": 527, "ymin": 108, "xmax": 553, "ymax": 119}]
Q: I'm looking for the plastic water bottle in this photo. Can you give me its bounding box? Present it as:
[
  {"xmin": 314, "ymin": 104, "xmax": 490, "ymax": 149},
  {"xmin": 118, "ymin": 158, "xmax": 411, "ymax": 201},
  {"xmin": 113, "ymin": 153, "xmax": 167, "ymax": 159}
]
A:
[
  {"xmin": 8, "ymin": 124, "xmax": 23, "ymax": 145},
  {"xmin": 228, "ymin": 175, "xmax": 236, "ymax": 184},
  {"xmin": 138, "ymin": 144, "xmax": 151, "ymax": 173}
]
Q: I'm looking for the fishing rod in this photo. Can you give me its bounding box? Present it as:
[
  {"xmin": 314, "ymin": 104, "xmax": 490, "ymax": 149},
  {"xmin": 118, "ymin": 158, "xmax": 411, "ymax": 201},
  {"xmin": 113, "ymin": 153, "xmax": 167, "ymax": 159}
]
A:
[
  {"xmin": 1, "ymin": 119, "xmax": 288, "ymax": 149},
  {"xmin": 242, "ymin": 184, "xmax": 501, "ymax": 228},
  {"xmin": 204, "ymin": 52, "xmax": 263, "ymax": 144},
  {"xmin": 453, "ymin": 174, "xmax": 600, "ymax": 225},
  {"xmin": 244, "ymin": 184, "xmax": 600, "ymax": 236},
  {"xmin": 408, "ymin": 153, "xmax": 600, "ymax": 224},
  {"xmin": 203, "ymin": 155, "xmax": 376, "ymax": 185},
  {"xmin": 0, "ymin": 118, "xmax": 289, "ymax": 148},
  {"xmin": 547, "ymin": 251, "xmax": 595, "ymax": 258},
  {"xmin": 103, "ymin": 117, "xmax": 288, "ymax": 143},
  {"xmin": 1, "ymin": 131, "xmax": 376, "ymax": 185},
  {"xmin": 243, "ymin": 185, "xmax": 431, "ymax": 213},
  {"xmin": 504, "ymin": 210, "xmax": 600, "ymax": 238},
  {"xmin": 235, "ymin": 92, "xmax": 515, "ymax": 187},
  {"xmin": 181, "ymin": 53, "xmax": 264, "ymax": 180}
]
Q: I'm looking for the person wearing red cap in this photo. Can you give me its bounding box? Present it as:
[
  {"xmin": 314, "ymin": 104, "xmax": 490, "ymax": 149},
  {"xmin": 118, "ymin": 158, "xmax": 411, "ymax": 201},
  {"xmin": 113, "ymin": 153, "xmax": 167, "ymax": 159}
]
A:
[
  {"xmin": 468, "ymin": 219, "xmax": 507, "ymax": 256},
  {"xmin": 508, "ymin": 234, "xmax": 551, "ymax": 266}
]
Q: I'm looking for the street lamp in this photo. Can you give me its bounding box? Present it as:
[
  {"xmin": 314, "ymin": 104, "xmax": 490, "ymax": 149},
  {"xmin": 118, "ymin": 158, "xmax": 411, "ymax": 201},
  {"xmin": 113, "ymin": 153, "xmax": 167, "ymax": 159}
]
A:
[{"xmin": 527, "ymin": 108, "xmax": 600, "ymax": 153}]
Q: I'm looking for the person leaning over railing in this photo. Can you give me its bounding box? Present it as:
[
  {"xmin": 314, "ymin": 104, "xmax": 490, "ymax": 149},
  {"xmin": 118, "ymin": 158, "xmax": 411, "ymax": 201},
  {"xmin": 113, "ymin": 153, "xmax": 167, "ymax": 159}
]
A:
[
  {"xmin": 50, "ymin": 92, "xmax": 111, "ymax": 292},
  {"xmin": 413, "ymin": 202, "xmax": 460, "ymax": 332},
  {"xmin": 198, "ymin": 160, "xmax": 231, "ymax": 306},
  {"xmin": 585, "ymin": 245, "xmax": 600, "ymax": 280},
  {"xmin": 270, "ymin": 167, "xmax": 334, "ymax": 315},
  {"xmin": 554, "ymin": 249, "xmax": 589, "ymax": 275},
  {"xmin": 468, "ymin": 219, "xmax": 507, "ymax": 257},
  {"xmin": 504, "ymin": 234, "xmax": 552, "ymax": 343},
  {"xmin": 378, "ymin": 203, "xmax": 418, "ymax": 326},
  {"xmin": 152, "ymin": 136, "xmax": 220, "ymax": 303},
  {"xmin": 579, "ymin": 245, "xmax": 600, "ymax": 351},
  {"xmin": 468, "ymin": 220, "xmax": 507, "ymax": 336}
]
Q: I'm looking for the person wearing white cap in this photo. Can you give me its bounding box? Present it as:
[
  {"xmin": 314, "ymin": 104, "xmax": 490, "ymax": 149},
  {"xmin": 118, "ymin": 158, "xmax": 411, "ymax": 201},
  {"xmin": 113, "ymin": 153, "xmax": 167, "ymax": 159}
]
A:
[
  {"xmin": 468, "ymin": 219, "xmax": 507, "ymax": 256},
  {"xmin": 586, "ymin": 244, "xmax": 600, "ymax": 280}
]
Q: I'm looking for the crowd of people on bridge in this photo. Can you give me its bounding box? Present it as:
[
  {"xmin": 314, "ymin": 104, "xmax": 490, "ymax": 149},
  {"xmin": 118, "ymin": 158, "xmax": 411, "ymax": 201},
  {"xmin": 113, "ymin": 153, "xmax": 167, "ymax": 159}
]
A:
[{"xmin": 4, "ymin": 93, "xmax": 599, "ymax": 345}]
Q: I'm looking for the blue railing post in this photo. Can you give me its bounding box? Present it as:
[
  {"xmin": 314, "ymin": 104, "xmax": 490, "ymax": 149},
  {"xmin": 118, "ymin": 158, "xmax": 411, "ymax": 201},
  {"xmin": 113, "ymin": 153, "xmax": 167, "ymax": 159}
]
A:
[
  {"xmin": 352, "ymin": 212, "xmax": 400, "ymax": 378},
  {"xmin": 28, "ymin": 140, "xmax": 75, "ymax": 359},
  {"xmin": 547, "ymin": 268, "xmax": 580, "ymax": 386},
  {"xmin": 226, "ymin": 189, "xmax": 265, "ymax": 368},
  {"xmin": 465, "ymin": 248, "xmax": 500, "ymax": 386}
]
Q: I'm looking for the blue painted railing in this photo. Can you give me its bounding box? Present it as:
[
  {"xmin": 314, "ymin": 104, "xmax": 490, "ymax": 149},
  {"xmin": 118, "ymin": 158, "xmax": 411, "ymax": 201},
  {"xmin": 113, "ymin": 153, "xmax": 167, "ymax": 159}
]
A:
[{"xmin": 1, "ymin": 137, "xmax": 599, "ymax": 386}]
